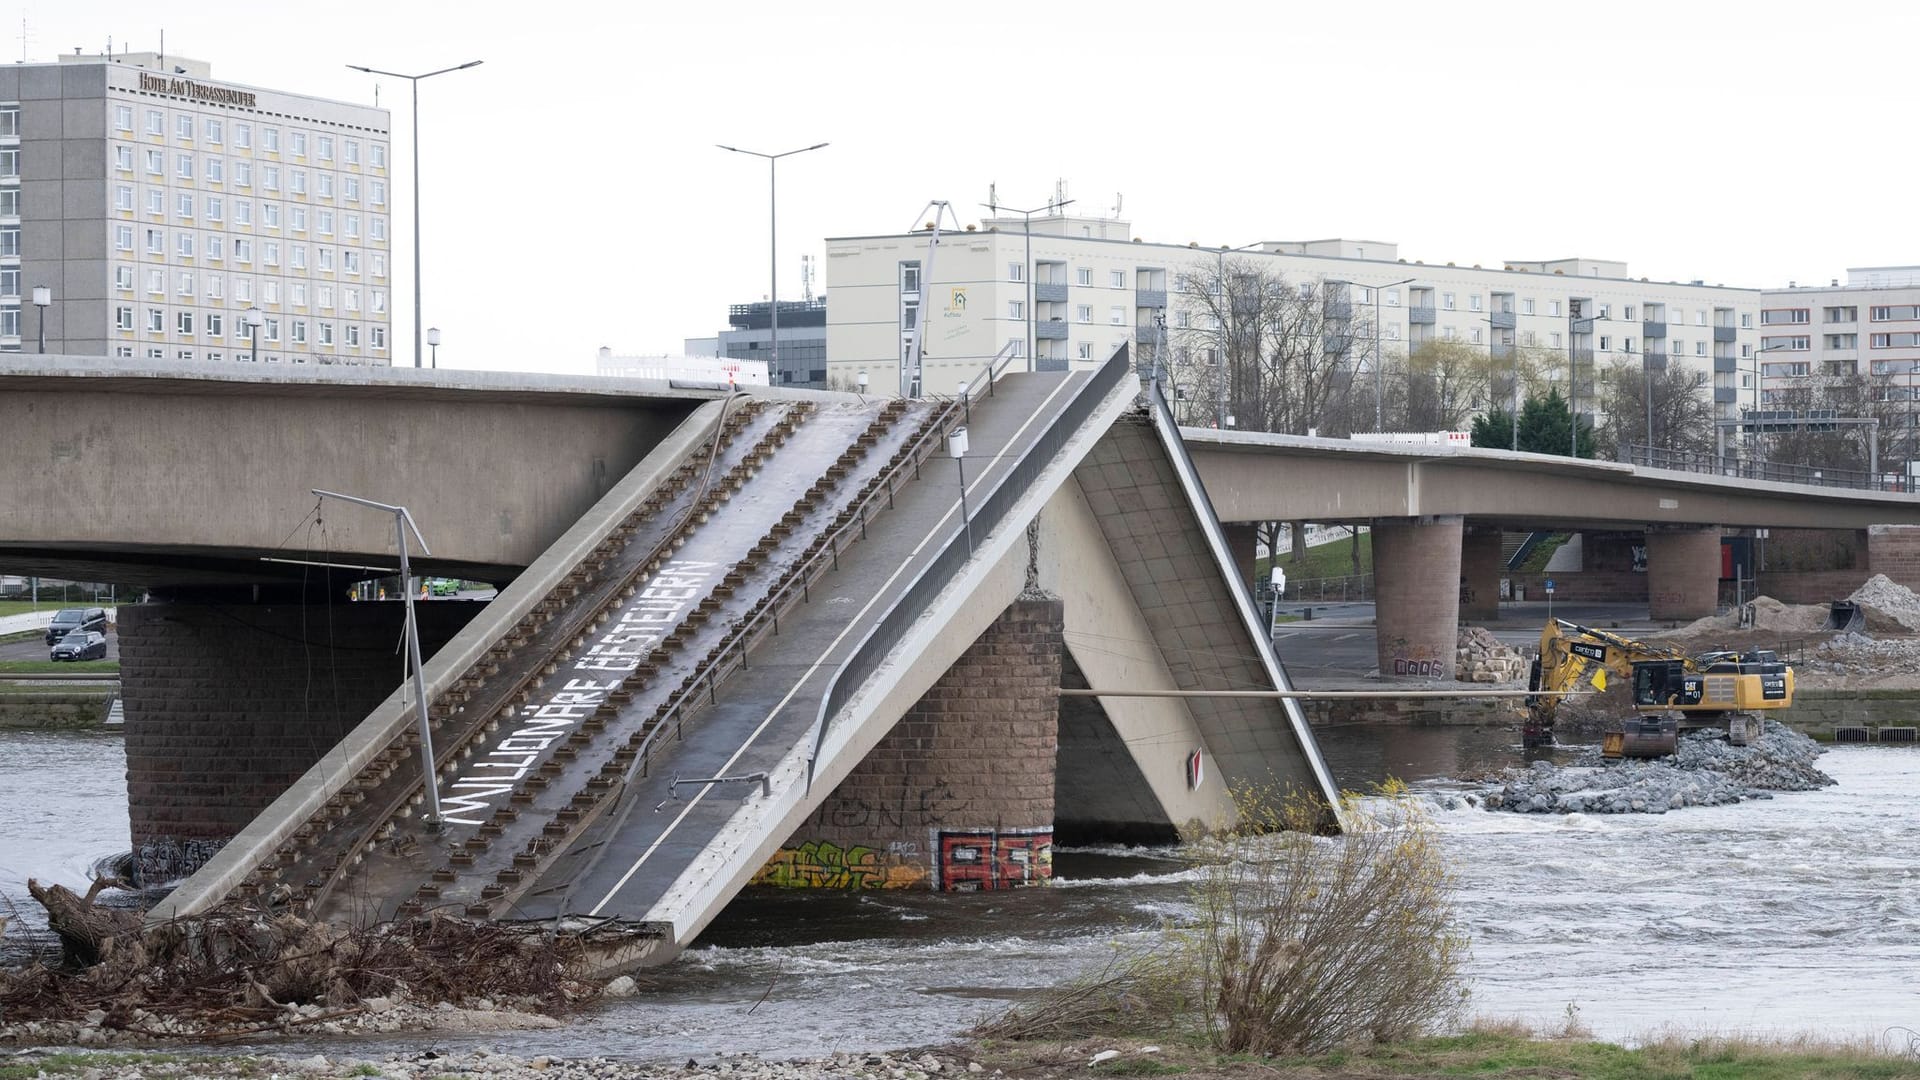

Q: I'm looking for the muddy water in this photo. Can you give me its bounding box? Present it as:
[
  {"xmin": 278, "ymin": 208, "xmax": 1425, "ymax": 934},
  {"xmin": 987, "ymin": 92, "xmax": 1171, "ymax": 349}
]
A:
[{"xmin": 3, "ymin": 728, "xmax": 1916, "ymax": 1056}]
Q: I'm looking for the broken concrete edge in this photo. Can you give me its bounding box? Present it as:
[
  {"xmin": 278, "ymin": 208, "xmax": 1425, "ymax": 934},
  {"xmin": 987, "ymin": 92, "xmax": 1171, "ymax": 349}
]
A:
[
  {"xmin": 146, "ymin": 398, "xmax": 733, "ymax": 925},
  {"xmin": 1142, "ymin": 383, "xmax": 1348, "ymax": 830},
  {"xmin": 624, "ymin": 365, "xmax": 1143, "ymax": 965}
]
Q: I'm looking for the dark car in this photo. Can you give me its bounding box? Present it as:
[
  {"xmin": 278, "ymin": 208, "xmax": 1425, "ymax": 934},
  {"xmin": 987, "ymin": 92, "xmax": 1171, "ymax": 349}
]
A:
[
  {"xmin": 50, "ymin": 629, "xmax": 108, "ymax": 662},
  {"xmin": 44, "ymin": 607, "xmax": 108, "ymax": 646}
]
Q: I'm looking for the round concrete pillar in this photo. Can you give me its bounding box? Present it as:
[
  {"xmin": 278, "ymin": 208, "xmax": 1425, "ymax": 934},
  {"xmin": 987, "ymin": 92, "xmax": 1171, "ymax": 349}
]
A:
[
  {"xmin": 1372, "ymin": 516, "xmax": 1464, "ymax": 680},
  {"xmin": 1646, "ymin": 527, "xmax": 1722, "ymax": 621},
  {"xmin": 1460, "ymin": 525, "xmax": 1503, "ymax": 622}
]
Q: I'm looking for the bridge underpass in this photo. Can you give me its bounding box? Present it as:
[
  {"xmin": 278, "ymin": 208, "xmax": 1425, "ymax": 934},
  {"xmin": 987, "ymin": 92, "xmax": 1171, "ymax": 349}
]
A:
[{"xmin": 138, "ymin": 351, "xmax": 1340, "ymax": 970}]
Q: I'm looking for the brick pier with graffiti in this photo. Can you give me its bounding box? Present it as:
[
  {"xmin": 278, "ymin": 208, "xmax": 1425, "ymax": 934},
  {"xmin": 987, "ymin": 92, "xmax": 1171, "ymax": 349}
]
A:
[{"xmin": 752, "ymin": 599, "xmax": 1062, "ymax": 891}]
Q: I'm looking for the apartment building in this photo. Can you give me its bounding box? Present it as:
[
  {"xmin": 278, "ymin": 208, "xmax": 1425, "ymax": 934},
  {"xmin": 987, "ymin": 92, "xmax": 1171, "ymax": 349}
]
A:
[
  {"xmin": 0, "ymin": 53, "xmax": 392, "ymax": 364},
  {"xmin": 683, "ymin": 297, "xmax": 829, "ymax": 388},
  {"xmin": 824, "ymin": 211, "xmax": 1768, "ymax": 426},
  {"xmin": 1756, "ymin": 268, "xmax": 1920, "ymax": 408}
]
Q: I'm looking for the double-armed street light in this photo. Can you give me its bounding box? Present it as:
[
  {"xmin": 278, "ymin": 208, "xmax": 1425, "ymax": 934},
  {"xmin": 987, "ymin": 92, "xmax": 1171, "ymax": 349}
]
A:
[
  {"xmin": 345, "ymin": 59, "xmax": 484, "ymax": 369},
  {"xmin": 718, "ymin": 142, "xmax": 829, "ymax": 379}
]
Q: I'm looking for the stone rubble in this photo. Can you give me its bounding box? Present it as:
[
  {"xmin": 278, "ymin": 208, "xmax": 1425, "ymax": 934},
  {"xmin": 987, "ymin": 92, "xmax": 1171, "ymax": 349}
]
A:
[
  {"xmin": 0, "ymin": 1046, "xmax": 997, "ymax": 1079},
  {"xmin": 1456, "ymin": 626, "xmax": 1527, "ymax": 685},
  {"xmin": 1471, "ymin": 725, "xmax": 1835, "ymax": 815}
]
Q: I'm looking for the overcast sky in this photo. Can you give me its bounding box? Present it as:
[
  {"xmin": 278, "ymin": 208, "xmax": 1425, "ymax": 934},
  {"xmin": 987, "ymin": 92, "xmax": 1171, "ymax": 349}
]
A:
[{"xmin": 31, "ymin": 0, "xmax": 1920, "ymax": 373}]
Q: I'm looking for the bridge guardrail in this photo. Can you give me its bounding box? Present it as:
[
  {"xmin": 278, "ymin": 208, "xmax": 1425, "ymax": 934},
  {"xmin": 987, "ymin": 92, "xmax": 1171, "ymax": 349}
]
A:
[
  {"xmin": 806, "ymin": 345, "xmax": 1132, "ymax": 784},
  {"xmin": 1623, "ymin": 442, "xmax": 1913, "ymax": 494}
]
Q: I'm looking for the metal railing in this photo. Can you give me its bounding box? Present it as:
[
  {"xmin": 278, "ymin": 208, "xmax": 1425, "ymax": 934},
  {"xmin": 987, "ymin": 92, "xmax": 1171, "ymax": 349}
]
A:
[
  {"xmin": 807, "ymin": 346, "xmax": 1132, "ymax": 784},
  {"xmin": 1623, "ymin": 443, "xmax": 1913, "ymax": 493},
  {"xmin": 1261, "ymin": 573, "xmax": 1374, "ymax": 603}
]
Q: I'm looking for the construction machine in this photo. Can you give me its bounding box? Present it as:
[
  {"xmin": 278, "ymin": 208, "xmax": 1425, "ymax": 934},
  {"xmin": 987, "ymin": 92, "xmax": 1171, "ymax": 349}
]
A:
[{"xmin": 1524, "ymin": 619, "xmax": 1795, "ymax": 757}]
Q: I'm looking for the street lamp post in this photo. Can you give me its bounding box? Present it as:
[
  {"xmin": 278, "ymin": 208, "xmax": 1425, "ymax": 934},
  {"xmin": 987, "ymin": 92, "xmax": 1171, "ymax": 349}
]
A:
[
  {"xmin": 950, "ymin": 426, "xmax": 972, "ymax": 554},
  {"xmin": 1566, "ymin": 299, "xmax": 1600, "ymax": 457},
  {"xmin": 1330, "ymin": 276, "xmax": 1416, "ymax": 432},
  {"xmin": 345, "ymin": 59, "xmax": 483, "ymax": 369},
  {"xmin": 243, "ymin": 306, "xmax": 263, "ymax": 363},
  {"xmin": 718, "ymin": 141, "xmax": 829, "ymax": 382},
  {"xmin": 1214, "ymin": 243, "xmax": 1266, "ymax": 428},
  {"xmin": 980, "ymin": 198, "xmax": 1073, "ymax": 373},
  {"xmin": 427, "ymin": 326, "xmax": 441, "ymax": 368},
  {"xmin": 30, "ymin": 285, "xmax": 49, "ymax": 354}
]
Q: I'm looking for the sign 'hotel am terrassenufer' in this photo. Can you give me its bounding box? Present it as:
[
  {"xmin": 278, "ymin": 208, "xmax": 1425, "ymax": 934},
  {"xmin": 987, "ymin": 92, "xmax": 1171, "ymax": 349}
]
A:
[{"xmin": 137, "ymin": 71, "xmax": 257, "ymax": 108}]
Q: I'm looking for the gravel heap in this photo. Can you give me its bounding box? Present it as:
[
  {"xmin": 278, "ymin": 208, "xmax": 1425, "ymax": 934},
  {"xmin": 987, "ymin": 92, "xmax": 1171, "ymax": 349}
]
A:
[
  {"xmin": 1805, "ymin": 631, "xmax": 1920, "ymax": 679},
  {"xmin": 1475, "ymin": 725, "xmax": 1835, "ymax": 815},
  {"xmin": 1669, "ymin": 595, "xmax": 1830, "ymax": 638},
  {"xmin": 0, "ymin": 1047, "xmax": 994, "ymax": 1079},
  {"xmin": 1456, "ymin": 626, "xmax": 1527, "ymax": 684},
  {"xmin": 1849, "ymin": 573, "xmax": 1920, "ymax": 631}
]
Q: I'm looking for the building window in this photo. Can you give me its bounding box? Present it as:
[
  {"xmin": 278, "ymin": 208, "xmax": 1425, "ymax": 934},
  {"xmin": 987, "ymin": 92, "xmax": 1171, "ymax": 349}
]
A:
[
  {"xmin": 318, "ymin": 285, "xmax": 334, "ymax": 309},
  {"xmin": 1470, "ymin": 294, "xmax": 1483, "ymax": 312},
  {"xmin": 176, "ymin": 153, "xmax": 193, "ymax": 179},
  {"xmin": 145, "ymin": 110, "xmax": 164, "ymax": 135},
  {"xmin": 319, "ymin": 248, "xmax": 335, "ymax": 273},
  {"xmin": 114, "ymin": 266, "xmax": 133, "ymax": 291},
  {"xmin": 1741, "ymin": 313, "xmax": 1753, "ymax": 328},
  {"xmin": 264, "ymin": 317, "xmax": 280, "ymax": 342},
  {"xmin": 1761, "ymin": 308, "xmax": 1811, "ymax": 325},
  {"xmin": 343, "ymin": 286, "xmax": 358, "ymax": 311},
  {"xmin": 1550, "ymin": 332, "xmax": 1562, "ymax": 348},
  {"xmin": 318, "ymin": 209, "xmax": 333, "ymax": 235},
  {"xmin": 344, "ymin": 214, "xmax": 360, "ymax": 240},
  {"xmin": 1871, "ymin": 305, "xmax": 1920, "ymax": 322},
  {"xmin": 175, "ymin": 114, "xmax": 193, "ymax": 141},
  {"xmin": 263, "ymin": 204, "xmax": 281, "ymax": 229},
  {"xmin": 235, "ymin": 238, "xmax": 252, "ymax": 263},
  {"xmin": 205, "ymin": 274, "xmax": 222, "ymax": 299},
  {"xmin": 291, "ymin": 283, "xmax": 307, "ymax": 307},
  {"xmin": 1075, "ymin": 304, "xmax": 1092, "ymax": 323},
  {"xmin": 290, "ymin": 169, "xmax": 307, "ymax": 196},
  {"xmin": 1548, "ymin": 300, "xmax": 1562, "ymax": 317},
  {"xmin": 371, "ymin": 180, "xmax": 386, "ymax": 207},
  {"xmin": 290, "ymin": 131, "xmax": 307, "ymax": 157},
  {"xmin": 369, "ymin": 287, "xmax": 383, "ymax": 313},
  {"xmin": 317, "ymin": 135, "xmax": 333, "ymax": 161},
  {"xmin": 206, "ymin": 157, "xmax": 223, "ymax": 184},
  {"xmin": 1598, "ymin": 335, "xmax": 1610, "ymax": 350},
  {"xmin": 234, "ymin": 200, "xmax": 252, "ymax": 226},
  {"xmin": 176, "ymin": 272, "xmax": 193, "ymax": 297},
  {"xmin": 1076, "ymin": 267, "xmax": 1093, "ymax": 286},
  {"xmin": 176, "ymin": 193, "xmax": 194, "ymax": 219},
  {"xmin": 1109, "ymin": 306, "xmax": 1124, "ymax": 325},
  {"xmin": 1826, "ymin": 333, "xmax": 1858, "ymax": 349},
  {"xmin": 144, "ymin": 228, "xmax": 163, "ymax": 254},
  {"xmin": 291, "ymin": 245, "xmax": 307, "ymax": 271},
  {"xmin": 1441, "ymin": 292, "xmax": 1456, "ymax": 310},
  {"xmin": 264, "ymin": 241, "xmax": 280, "ymax": 267},
  {"xmin": 371, "ymin": 218, "xmax": 386, "ymax": 242},
  {"xmin": 205, "ymin": 234, "xmax": 224, "ymax": 261},
  {"xmin": 234, "ymin": 277, "xmax": 251, "ymax": 303},
  {"xmin": 115, "ymin": 306, "xmax": 133, "ymax": 330},
  {"xmin": 235, "ymin": 122, "xmax": 251, "ymax": 149},
  {"xmin": 371, "ymin": 254, "xmax": 385, "ymax": 277},
  {"xmin": 345, "ymin": 324, "xmax": 360, "ymax": 347},
  {"xmin": 291, "ymin": 206, "xmax": 307, "ymax": 233},
  {"xmin": 1110, "ymin": 270, "xmax": 1125, "ymax": 288},
  {"xmin": 175, "ymin": 233, "xmax": 194, "ymax": 258},
  {"xmin": 177, "ymin": 311, "xmax": 194, "ymax": 335},
  {"xmin": 263, "ymin": 166, "xmax": 280, "ymax": 192},
  {"xmin": 1623, "ymin": 305, "xmax": 1636, "ymax": 320},
  {"xmin": 116, "ymin": 146, "xmax": 134, "ymax": 172},
  {"xmin": 147, "ymin": 308, "xmax": 164, "ymax": 332},
  {"xmin": 206, "ymin": 196, "xmax": 223, "ymax": 222},
  {"xmin": 115, "ymin": 105, "xmax": 133, "ymax": 132},
  {"xmin": 317, "ymin": 173, "xmax": 334, "ymax": 199},
  {"xmin": 319, "ymin": 321, "xmax": 334, "ymax": 346},
  {"xmin": 1078, "ymin": 342, "xmax": 1094, "ymax": 360},
  {"xmin": 114, "ymin": 185, "xmax": 134, "ymax": 212},
  {"xmin": 1871, "ymin": 332, "xmax": 1920, "ymax": 348},
  {"xmin": 1762, "ymin": 335, "xmax": 1812, "ymax": 351},
  {"xmin": 145, "ymin": 149, "xmax": 163, "ymax": 175},
  {"xmin": 263, "ymin": 127, "xmax": 279, "ymax": 153},
  {"xmin": 345, "ymin": 251, "xmax": 361, "ymax": 275},
  {"xmin": 1008, "ymin": 300, "xmax": 1024, "ymax": 319},
  {"xmin": 371, "ymin": 143, "xmax": 386, "ymax": 168},
  {"xmin": 235, "ymin": 161, "xmax": 252, "ymax": 188},
  {"xmin": 291, "ymin": 319, "xmax": 307, "ymax": 345},
  {"xmin": 147, "ymin": 189, "xmax": 164, "ymax": 215},
  {"xmin": 145, "ymin": 269, "xmax": 163, "ymax": 295},
  {"xmin": 344, "ymin": 140, "xmax": 359, "ymax": 165},
  {"xmin": 1006, "ymin": 261, "xmax": 1024, "ymax": 282}
]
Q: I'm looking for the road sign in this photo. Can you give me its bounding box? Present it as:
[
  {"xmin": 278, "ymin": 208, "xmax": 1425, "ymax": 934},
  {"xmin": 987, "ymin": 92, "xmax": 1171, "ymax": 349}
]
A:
[{"xmin": 1544, "ymin": 578, "xmax": 1556, "ymax": 594}]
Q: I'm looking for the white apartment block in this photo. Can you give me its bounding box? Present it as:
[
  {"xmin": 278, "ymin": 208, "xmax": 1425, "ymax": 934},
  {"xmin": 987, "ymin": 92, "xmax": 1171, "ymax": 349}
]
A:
[
  {"xmin": 1, "ymin": 53, "xmax": 392, "ymax": 364},
  {"xmin": 825, "ymin": 212, "xmax": 1771, "ymax": 427},
  {"xmin": 1756, "ymin": 268, "xmax": 1920, "ymax": 414}
]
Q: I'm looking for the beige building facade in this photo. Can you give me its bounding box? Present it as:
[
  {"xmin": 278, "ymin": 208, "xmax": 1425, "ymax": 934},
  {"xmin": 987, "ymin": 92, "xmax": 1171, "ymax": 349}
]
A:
[{"xmin": 1, "ymin": 54, "xmax": 392, "ymax": 364}]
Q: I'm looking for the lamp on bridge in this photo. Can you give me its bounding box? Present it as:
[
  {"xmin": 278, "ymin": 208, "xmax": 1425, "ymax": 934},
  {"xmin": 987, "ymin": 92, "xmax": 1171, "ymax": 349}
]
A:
[
  {"xmin": 950, "ymin": 425, "xmax": 972, "ymax": 555},
  {"xmin": 243, "ymin": 306, "xmax": 264, "ymax": 363},
  {"xmin": 427, "ymin": 326, "xmax": 441, "ymax": 368},
  {"xmin": 31, "ymin": 285, "xmax": 49, "ymax": 354},
  {"xmin": 856, "ymin": 369, "xmax": 868, "ymax": 403}
]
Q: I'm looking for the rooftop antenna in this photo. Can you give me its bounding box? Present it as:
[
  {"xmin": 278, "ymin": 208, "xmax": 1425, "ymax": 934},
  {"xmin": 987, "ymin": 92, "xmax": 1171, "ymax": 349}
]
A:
[
  {"xmin": 1112, "ymin": 192, "xmax": 1123, "ymax": 218},
  {"xmin": 18, "ymin": 16, "xmax": 29, "ymax": 64},
  {"xmin": 986, "ymin": 181, "xmax": 997, "ymax": 215},
  {"xmin": 801, "ymin": 253, "xmax": 815, "ymax": 303},
  {"xmin": 1053, "ymin": 178, "xmax": 1068, "ymax": 213}
]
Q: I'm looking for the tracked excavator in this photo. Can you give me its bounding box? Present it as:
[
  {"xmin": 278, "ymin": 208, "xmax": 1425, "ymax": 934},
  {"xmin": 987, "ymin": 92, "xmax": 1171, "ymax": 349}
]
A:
[{"xmin": 1524, "ymin": 619, "xmax": 1795, "ymax": 758}]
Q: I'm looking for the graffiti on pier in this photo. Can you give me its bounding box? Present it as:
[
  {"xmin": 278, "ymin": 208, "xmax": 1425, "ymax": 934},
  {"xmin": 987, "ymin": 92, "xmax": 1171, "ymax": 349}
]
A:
[
  {"xmin": 752, "ymin": 839, "xmax": 928, "ymax": 890},
  {"xmin": 805, "ymin": 777, "xmax": 974, "ymax": 830},
  {"xmin": 936, "ymin": 828, "xmax": 1053, "ymax": 891}
]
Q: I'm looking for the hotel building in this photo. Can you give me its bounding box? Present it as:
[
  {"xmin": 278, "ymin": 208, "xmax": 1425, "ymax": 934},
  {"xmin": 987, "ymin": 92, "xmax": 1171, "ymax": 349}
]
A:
[{"xmin": 0, "ymin": 53, "xmax": 392, "ymax": 364}]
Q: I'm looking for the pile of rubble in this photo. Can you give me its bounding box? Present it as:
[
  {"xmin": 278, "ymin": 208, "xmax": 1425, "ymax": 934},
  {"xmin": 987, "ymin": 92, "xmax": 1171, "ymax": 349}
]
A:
[
  {"xmin": 1456, "ymin": 626, "xmax": 1527, "ymax": 684},
  {"xmin": 1472, "ymin": 725, "xmax": 1835, "ymax": 815}
]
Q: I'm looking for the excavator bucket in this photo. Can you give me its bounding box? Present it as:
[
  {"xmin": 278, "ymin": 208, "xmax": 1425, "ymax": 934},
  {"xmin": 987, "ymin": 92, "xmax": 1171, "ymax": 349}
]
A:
[{"xmin": 1824, "ymin": 601, "xmax": 1864, "ymax": 633}]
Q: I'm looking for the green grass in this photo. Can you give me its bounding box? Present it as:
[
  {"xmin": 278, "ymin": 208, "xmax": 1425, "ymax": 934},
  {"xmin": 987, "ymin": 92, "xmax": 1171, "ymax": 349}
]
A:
[
  {"xmin": 1255, "ymin": 529, "xmax": 1373, "ymax": 589},
  {"xmin": 0, "ymin": 659, "xmax": 118, "ymax": 675},
  {"xmin": 0, "ymin": 1053, "xmax": 189, "ymax": 1079},
  {"xmin": 0, "ymin": 598, "xmax": 119, "ymax": 617}
]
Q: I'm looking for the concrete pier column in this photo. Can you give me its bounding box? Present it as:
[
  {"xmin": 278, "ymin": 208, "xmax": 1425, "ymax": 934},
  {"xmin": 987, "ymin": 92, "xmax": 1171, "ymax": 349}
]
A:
[
  {"xmin": 120, "ymin": 598, "xmax": 480, "ymax": 880},
  {"xmin": 1372, "ymin": 515, "xmax": 1464, "ymax": 680},
  {"xmin": 1460, "ymin": 525, "xmax": 1504, "ymax": 622},
  {"xmin": 756, "ymin": 599, "xmax": 1063, "ymax": 891},
  {"xmin": 1221, "ymin": 523, "xmax": 1259, "ymax": 597},
  {"xmin": 1646, "ymin": 527, "xmax": 1722, "ymax": 621}
]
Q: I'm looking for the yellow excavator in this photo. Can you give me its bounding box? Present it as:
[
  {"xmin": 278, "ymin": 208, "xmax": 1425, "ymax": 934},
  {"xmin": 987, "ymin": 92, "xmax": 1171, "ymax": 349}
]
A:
[{"xmin": 1524, "ymin": 619, "xmax": 1795, "ymax": 757}]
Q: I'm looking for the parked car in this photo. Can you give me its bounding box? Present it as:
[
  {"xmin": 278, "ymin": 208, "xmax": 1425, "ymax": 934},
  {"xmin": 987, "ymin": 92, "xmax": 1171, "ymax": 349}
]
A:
[
  {"xmin": 428, "ymin": 578, "xmax": 461, "ymax": 597},
  {"xmin": 50, "ymin": 629, "xmax": 108, "ymax": 662},
  {"xmin": 44, "ymin": 607, "xmax": 108, "ymax": 646}
]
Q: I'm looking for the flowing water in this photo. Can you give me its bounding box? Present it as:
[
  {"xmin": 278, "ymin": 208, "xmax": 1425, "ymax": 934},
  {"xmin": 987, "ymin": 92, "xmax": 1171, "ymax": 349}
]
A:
[{"xmin": 3, "ymin": 727, "xmax": 1917, "ymax": 1058}]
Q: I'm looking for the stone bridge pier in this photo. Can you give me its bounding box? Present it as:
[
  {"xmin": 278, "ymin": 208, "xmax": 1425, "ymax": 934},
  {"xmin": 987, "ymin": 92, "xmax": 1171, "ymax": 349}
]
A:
[
  {"xmin": 1645, "ymin": 526, "xmax": 1722, "ymax": 621},
  {"xmin": 1372, "ymin": 515, "xmax": 1464, "ymax": 680},
  {"xmin": 119, "ymin": 593, "xmax": 481, "ymax": 880}
]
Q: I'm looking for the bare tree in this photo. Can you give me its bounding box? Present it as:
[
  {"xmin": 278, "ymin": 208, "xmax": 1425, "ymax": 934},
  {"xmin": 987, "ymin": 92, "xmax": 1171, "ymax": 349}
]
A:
[
  {"xmin": 1759, "ymin": 371, "xmax": 1906, "ymax": 473},
  {"xmin": 1590, "ymin": 358, "xmax": 1719, "ymax": 461},
  {"xmin": 1168, "ymin": 258, "xmax": 1371, "ymax": 436}
]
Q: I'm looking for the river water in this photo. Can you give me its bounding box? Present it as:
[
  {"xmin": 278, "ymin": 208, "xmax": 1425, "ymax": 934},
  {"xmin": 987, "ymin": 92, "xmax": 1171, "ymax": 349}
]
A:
[{"xmin": 3, "ymin": 727, "xmax": 1916, "ymax": 1057}]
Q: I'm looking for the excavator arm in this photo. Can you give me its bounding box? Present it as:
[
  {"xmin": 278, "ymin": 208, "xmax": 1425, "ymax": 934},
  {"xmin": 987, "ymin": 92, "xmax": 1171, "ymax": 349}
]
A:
[{"xmin": 1522, "ymin": 620, "xmax": 1688, "ymax": 747}]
